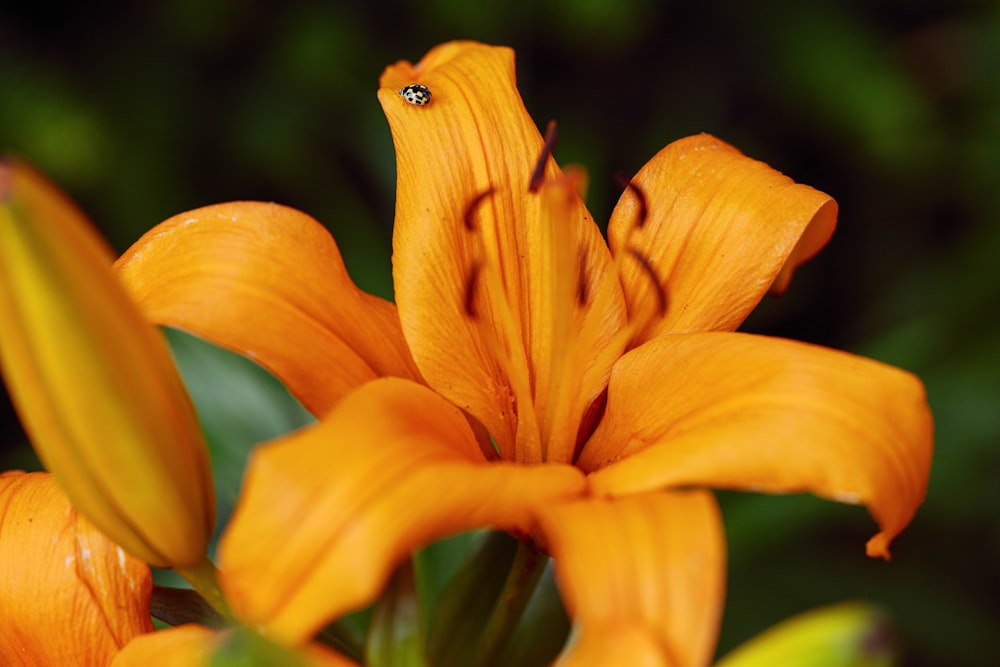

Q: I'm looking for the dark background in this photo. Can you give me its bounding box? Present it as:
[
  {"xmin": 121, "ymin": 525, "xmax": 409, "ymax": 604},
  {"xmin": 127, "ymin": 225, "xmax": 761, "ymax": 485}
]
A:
[{"xmin": 2, "ymin": 1, "xmax": 998, "ymax": 664}]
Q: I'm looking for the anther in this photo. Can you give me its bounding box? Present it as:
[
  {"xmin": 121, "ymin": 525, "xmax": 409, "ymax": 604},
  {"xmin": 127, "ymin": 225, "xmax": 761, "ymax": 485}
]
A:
[
  {"xmin": 628, "ymin": 247, "xmax": 668, "ymax": 316},
  {"xmin": 463, "ymin": 262, "xmax": 482, "ymax": 318},
  {"xmin": 529, "ymin": 120, "xmax": 559, "ymax": 193},
  {"xmin": 463, "ymin": 188, "xmax": 495, "ymax": 231},
  {"xmin": 573, "ymin": 388, "xmax": 608, "ymax": 463},
  {"xmin": 576, "ymin": 249, "xmax": 589, "ymax": 307},
  {"xmin": 615, "ymin": 174, "xmax": 649, "ymax": 229}
]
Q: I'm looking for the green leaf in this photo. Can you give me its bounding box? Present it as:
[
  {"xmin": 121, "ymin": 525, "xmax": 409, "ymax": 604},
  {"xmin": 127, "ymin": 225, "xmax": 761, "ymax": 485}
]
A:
[
  {"xmin": 367, "ymin": 560, "xmax": 428, "ymax": 667},
  {"xmin": 495, "ymin": 563, "xmax": 570, "ymax": 667},
  {"xmin": 426, "ymin": 531, "xmax": 550, "ymax": 667},
  {"xmin": 426, "ymin": 531, "xmax": 519, "ymax": 666}
]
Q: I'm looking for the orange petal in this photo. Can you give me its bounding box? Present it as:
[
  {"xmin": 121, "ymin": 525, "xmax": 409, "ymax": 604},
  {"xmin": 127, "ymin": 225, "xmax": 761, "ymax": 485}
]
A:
[
  {"xmin": 0, "ymin": 160, "xmax": 213, "ymax": 567},
  {"xmin": 580, "ymin": 333, "xmax": 933, "ymax": 558},
  {"xmin": 0, "ymin": 471, "xmax": 154, "ymax": 666},
  {"xmin": 539, "ymin": 491, "xmax": 725, "ymax": 667},
  {"xmin": 112, "ymin": 625, "xmax": 359, "ymax": 667},
  {"xmin": 555, "ymin": 626, "xmax": 670, "ymax": 667},
  {"xmin": 218, "ymin": 377, "xmax": 586, "ymax": 645},
  {"xmin": 608, "ymin": 134, "xmax": 837, "ymax": 341},
  {"xmin": 381, "ymin": 42, "xmax": 626, "ymax": 461},
  {"xmin": 112, "ymin": 626, "xmax": 214, "ymax": 667},
  {"xmin": 115, "ymin": 202, "xmax": 421, "ymax": 416}
]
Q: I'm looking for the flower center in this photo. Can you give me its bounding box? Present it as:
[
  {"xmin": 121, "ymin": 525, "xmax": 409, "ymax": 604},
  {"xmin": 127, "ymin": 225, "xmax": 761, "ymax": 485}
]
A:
[{"xmin": 460, "ymin": 123, "xmax": 666, "ymax": 465}]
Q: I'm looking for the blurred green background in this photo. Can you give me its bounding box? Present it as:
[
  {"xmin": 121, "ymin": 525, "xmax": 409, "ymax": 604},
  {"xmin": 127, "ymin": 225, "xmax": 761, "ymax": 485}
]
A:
[{"xmin": 2, "ymin": 0, "xmax": 997, "ymax": 664}]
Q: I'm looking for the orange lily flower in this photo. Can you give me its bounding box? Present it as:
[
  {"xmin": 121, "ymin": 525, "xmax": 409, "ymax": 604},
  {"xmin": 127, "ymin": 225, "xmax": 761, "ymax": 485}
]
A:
[
  {"xmin": 114, "ymin": 41, "xmax": 932, "ymax": 664},
  {"xmin": 0, "ymin": 471, "xmax": 154, "ymax": 666}
]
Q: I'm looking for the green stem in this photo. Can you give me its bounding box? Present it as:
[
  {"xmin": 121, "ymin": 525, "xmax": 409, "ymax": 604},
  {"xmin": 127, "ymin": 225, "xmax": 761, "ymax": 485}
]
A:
[
  {"xmin": 174, "ymin": 554, "xmax": 234, "ymax": 624},
  {"xmin": 316, "ymin": 621, "xmax": 365, "ymax": 664},
  {"xmin": 471, "ymin": 540, "xmax": 548, "ymax": 667}
]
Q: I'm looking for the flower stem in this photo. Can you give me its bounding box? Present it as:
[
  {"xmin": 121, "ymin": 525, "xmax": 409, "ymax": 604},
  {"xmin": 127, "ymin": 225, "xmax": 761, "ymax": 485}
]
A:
[
  {"xmin": 174, "ymin": 555, "xmax": 234, "ymax": 624},
  {"xmin": 471, "ymin": 540, "xmax": 548, "ymax": 666},
  {"xmin": 316, "ymin": 620, "xmax": 365, "ymax": 663}
]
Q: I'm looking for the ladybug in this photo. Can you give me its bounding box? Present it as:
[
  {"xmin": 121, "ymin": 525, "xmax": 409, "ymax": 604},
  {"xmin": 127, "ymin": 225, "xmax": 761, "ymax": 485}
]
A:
[{"xmin": 399, "ymin": 83, "xmax": 432, "ymax": 106}]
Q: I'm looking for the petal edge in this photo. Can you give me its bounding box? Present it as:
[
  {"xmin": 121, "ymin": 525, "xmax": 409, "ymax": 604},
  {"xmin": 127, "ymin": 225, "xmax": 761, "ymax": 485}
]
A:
[
  {"xmin": 115, "ymin": 201, "xmax": 421, "ymax": 417},
  {"xmin": 583, "ymin": 333, "xmax": 933, "ymax": 558}
]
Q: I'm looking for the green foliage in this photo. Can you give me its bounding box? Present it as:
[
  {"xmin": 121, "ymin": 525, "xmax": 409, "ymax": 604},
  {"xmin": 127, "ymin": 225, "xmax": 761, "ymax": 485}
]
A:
[
  {"xmin": 163, "ymin": 328, "xmax": 314, "ymax": 545},
  {"xmin": 367, "ymin": 563, "xmax": 428, "ymax": 667}
]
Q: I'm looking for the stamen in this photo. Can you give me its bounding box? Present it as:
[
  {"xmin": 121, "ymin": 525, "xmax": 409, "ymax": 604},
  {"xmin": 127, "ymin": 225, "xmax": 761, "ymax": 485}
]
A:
[
  {"xmin": 458, "ymin": 186, "xmax": 542, "ymax": 462},
  {"xmin": 463, "ymin": 188, "xmax": 495, "ymax": 231},
  {"xmin": 576, "ymin": 248, "xmax": 589, "ymax": 306},
  {"xmin": 615, "ymin": 174, "xmax": 649, "ymax": 228},
  {"xmin": 529, "ymin": 120, "xmax": 559, "ymax": 193},
  {"xmin": 573, "ymin": 388, "xmax": 608, "ymax": 463},
  {"xmin": 566, "ymin": 185, "xmax": 671, "ymax": 466},
  {"xmin": 475, "ymin": 263, "xmax": 542, "ymax": 462},
  {"xmin": 576, "ymin": 243, "xmax": 670, "ymax": 405},
  {"xmin": 627, "ymin": 247, "xmax": 668, "ymax": 316},
  {"xmin": 463, "ymin": 262, "xmax": 481, "ymax": 318}
]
